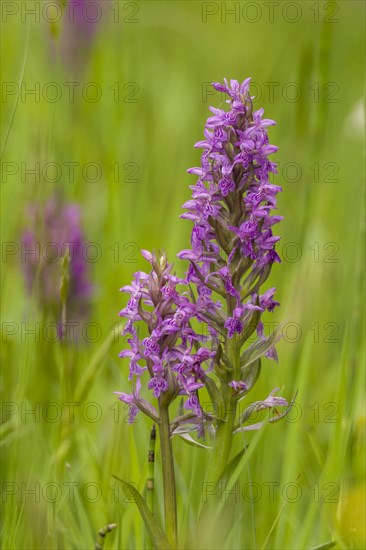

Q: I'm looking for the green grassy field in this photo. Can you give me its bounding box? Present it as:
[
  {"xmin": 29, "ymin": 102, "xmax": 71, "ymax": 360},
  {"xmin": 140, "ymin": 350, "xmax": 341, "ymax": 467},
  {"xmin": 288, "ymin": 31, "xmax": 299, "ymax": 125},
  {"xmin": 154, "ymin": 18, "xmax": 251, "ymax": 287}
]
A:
[{"xmin": 1, "ymin": 1, "xmax": 365, "ymax": 549}]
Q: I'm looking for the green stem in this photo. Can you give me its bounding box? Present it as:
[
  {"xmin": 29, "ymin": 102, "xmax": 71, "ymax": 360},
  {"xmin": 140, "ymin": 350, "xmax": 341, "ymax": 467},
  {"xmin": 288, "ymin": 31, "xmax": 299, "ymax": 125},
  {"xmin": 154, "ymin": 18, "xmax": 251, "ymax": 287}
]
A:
[
  {"xmin": 197, "ymin": 337, "xmax": 241, "ymax": 540},
  {"xmin": 159, "ymin": 406, "xmax": 178, "ymax": 548},
  {"xmin": 198, "ymin": 396, "xmax": 237, "ymax": 534},
  {"xmin": 209, "ymin": 399, "xmax": 237, "ymax": 482},
  {"xmin": 207, "ymin": 335, "xmax": 241, "ymax": 483},
  {"xmin": 145, "ymin": 424, "xmax": 156, "ymax": 550}
]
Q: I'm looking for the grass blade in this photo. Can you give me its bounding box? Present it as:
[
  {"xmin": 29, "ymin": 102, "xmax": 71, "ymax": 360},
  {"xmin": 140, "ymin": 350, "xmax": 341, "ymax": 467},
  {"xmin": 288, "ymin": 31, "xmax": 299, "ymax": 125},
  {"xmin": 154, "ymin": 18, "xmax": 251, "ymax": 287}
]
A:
[{"xmin": 112, "ymin": 475, "xmax": 171, "ymax": 550}]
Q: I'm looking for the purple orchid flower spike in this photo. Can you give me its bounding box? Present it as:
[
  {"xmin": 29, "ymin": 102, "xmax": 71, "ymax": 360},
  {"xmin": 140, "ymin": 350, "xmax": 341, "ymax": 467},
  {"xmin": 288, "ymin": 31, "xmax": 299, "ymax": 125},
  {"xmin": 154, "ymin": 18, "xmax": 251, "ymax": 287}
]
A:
[
  {"xmin": 115, "ymin": 78, "xmax": 291, "ymax": 547},
  {"xmin": 116, "ymin": 249, "xmax": 215, "ymax": 424},
  {"xmin": 117, "ymin": 76, "xmax": 290, "ymax": 444},
  {"xmin": 176, "ymin": 77, "xmax": 289, "ymax": 474}
]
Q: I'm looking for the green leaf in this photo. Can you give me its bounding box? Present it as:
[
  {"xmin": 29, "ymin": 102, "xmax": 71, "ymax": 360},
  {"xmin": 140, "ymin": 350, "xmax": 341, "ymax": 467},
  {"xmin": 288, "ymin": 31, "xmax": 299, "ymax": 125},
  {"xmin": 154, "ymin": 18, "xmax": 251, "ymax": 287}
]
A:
[
  {"xmin": 177, "ymin": 433, "xmax": 212, "ymax": 449},
  {"xmin": 112, "ymin": 475, "xmax": 171, "ymax": 550},
  {"xmin": 172, "ymin": 424, "xmax": 199, "ymax": 435},
  {"xmin": 203, "ymin": 374, "xmax": 224, "ymax": 411},
  {"xmin": 74, "ymin": 323, "xmax": 124, "ymax": 403},
  {"xmin": 217, "ymin": 446, "xmax": 248, "ymax": 483},
  {"xmin": 240, "ymin": 325, "xmax": 282, "ymax": 370},
  {"xmin": 238, "ymin": 308, "xmax": 261, "ymax": 346},
  {"xmin": 308, "ymin": 541, "xmax": 336, "ymax": 550},
  {"xmin": 240, "ymin": 358, "xmax": 261, "ymax": 391}
]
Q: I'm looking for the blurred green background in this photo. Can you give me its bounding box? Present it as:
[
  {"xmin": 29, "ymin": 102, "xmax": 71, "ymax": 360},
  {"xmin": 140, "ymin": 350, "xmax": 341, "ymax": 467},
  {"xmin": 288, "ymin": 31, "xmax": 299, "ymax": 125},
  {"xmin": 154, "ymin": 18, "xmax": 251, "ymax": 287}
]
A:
[{"xmin": 1, "ymin": 1, "xmax": 365, "ymax": 549}]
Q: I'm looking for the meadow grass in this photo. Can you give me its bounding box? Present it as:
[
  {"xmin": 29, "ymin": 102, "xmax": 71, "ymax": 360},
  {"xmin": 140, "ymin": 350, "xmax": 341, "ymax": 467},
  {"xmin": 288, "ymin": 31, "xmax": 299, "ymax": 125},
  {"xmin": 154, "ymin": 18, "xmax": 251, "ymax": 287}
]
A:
[{"xmin": 1, "ymin": 1, "xmax": 365, "ymax": 549}]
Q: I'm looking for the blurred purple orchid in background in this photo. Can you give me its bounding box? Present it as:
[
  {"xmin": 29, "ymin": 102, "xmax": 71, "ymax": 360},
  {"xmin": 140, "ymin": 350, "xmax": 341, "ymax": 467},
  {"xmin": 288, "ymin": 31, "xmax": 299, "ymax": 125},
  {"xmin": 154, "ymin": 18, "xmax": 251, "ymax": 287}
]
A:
[
  {"xmin": 50, "ymin": 0, "xmax": 105, "ymax": 73},
  {"xmin": 21, "ymin": 196, "xmax": 92, "ymax": 336}
]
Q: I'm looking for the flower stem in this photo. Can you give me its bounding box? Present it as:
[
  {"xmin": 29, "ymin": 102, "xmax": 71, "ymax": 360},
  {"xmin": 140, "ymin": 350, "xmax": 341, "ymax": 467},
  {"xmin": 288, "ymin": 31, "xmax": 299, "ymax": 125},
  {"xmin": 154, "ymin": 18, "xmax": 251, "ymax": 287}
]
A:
[
  {"xmin": 207, "ymin": 335, "xmax": 240, "ymax": 482},
  {"xmin": 210, "ymin": 399, "xmax": 237, "ymax": 482},
  {"xmin": 145, "ymin": 424, "xmax": 156, "ymax": 550},
  {"xmin": 159, "ymin": 406, "xmax": 178, "ymax": 548},
  {"xmin": 198, "ymin": 395, "xmax": 237, "ymax": 536}
]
